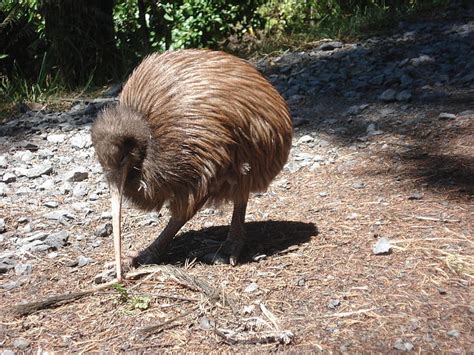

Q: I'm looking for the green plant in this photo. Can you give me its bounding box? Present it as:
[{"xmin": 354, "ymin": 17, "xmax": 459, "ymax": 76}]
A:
[
  {"xmin": 160, "ymin": 0, "xmax": 261, "ymax": 49},
  {"xmin": 0, "ymin": 54, "xmax": 63, "ymax": 103},
  {"xmin": 0, "ymin": 0, "xmax": 45, "ymax": 80},
  {"xmin": 130, "ymin": 295, "xmax": 151, "ymax": 310},
  {"xmin": 111, "ymin": 283, "xmax": 151, "ymax": 311},
  {"xmin": 257, "ymin": 0, "xmax": 310, "ymax": 35},
  {"xmin": 112, "ymin": 283, "xmax": 129, "ymax": 303},
  {"xmin": 253, "ymin": 0, "xmax": 450, "ymax": 45}
]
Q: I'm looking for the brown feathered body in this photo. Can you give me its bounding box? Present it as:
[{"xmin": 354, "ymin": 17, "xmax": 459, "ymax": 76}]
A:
[{"xmin": 92, "ymin": 50, "xmax": 293, "ymax": 222}]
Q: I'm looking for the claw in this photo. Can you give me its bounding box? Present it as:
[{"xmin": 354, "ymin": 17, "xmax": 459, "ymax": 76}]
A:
[
  {"xmin": 228, "ymin": 240, "xmax": 244, "ymax": 266},
  {"xmin": 131, "ymin": 249, "xmax": 161, "ymax": 267},
  {"xmin": 104, "ymin": 252, "xmax": 138, "ymax": 275}
]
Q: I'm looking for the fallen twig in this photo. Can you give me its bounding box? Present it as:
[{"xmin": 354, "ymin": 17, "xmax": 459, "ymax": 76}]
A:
[
  {"xmin": 12, "ymin": 280, "xmax": 117, "ymax": 317},
  {"xmin": 139, "ymin": 306, "xmax": 199, "ymax": 337},
  {"xmin": 12, "ymin": 264, "xmax": 233, "ymax": 317},
  {"xmin": 413, "ymin": 216, "xmax": 460, "ymax": 223},
  {"xmin": 259, "ymin": 303, "xmax": 281, "ymax": 331},
  {"xmin": 317, "ymin": 307, "xmax": 377, "ymax": 319}
]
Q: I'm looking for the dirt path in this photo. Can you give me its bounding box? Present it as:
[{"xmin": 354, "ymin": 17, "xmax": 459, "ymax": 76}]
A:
[{"xmin": 1, "ymin": 6, "xmax": 473, "ymax": 353}]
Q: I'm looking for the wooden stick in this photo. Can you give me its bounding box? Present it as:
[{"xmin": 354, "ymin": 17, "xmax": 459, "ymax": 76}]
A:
[
  {"xmin": 139, "ymin": 307, "xmax": 198, "ymax": 336},
  {"xmin": 12, "ymin": 265, "xmax": 230, "ymax": 317},
  {"xmin": 414, "ymin": 216, "xmax": 460, "ymax": 223},
  {"xmin": 316, "ymin": 307, "xmax": 377, "ymax": 319},
  {"xmin": 12, "ymin": 280, "xmax": 117, "ymax": 317}
]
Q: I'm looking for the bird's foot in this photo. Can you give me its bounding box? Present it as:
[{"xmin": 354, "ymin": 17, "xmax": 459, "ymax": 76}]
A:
[
  {"xmin": 98, "ymin": 252, "xmax": 138, "ymax": 283},
  {"xmin": 130, "ymin": 248, "xmax": 162, "ymax": 267}
]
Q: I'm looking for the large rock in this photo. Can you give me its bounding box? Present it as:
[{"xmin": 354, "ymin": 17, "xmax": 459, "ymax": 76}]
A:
[{"xmin": 378, "ymin": 89, "xmax": 397, "ymax": 102}]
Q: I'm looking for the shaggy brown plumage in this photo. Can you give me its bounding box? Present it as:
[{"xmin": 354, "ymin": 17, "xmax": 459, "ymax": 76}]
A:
[{"xmin": 91, "ymin": 49, "xmax": 293, "ymax": 280}]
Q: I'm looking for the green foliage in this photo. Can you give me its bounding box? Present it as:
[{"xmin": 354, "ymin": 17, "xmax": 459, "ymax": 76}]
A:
[
  {"xmin": 112, "ymin": 283, "xmax": 129, "ymax": 303},
  {"xmin": 256, "ymin": 0, "xmax": 450, "ymax": 39},
  {"xmin": 257, "ymin": 0, "xmax": 310, "ymax": 35},
  {"xmin": 159, "ymin": 0, "xmax": 255, "ymax": 48},
  {"xmin": 0, "ymin": 0, "xmax": 451, "ymax": 104},
  {"xmin": 0, "ymin": 52, "xmax": 62, "ymax": 103},
  {"xmin": 112, "ymin": 0, "xmax": 262, "ymax": 56},
  {"xmin": 113, "ymin": 0, "xmax": 143, "ymax": 57},
  {"xmin": 130, "ymin": 295, "xmax": 151, "ymax": 310},
  {"xmin": 111, "ymin": 284, "xmax": 151, "ymax": 311},
  {"xmin": 0, "ymin": 0, "xmax": 45, "ymax": 79}
]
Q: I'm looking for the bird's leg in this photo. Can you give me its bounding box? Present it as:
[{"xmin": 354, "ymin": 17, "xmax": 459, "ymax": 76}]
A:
[
  {"xmin": 224, "ymin": 196, "xmax": 248, "ymax": 266},
  {"xmin": 201, "ymin": 196, "xmax": 248, "ymax": 265},
  {"xmin": 132, "ymin": 217, "xmax": 186, "ymax": 267}
]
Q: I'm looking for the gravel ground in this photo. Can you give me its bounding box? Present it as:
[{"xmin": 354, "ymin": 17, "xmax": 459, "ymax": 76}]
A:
[{"xmin": 1, "ymin": 3, "xmax": 473, "ymax": 352}]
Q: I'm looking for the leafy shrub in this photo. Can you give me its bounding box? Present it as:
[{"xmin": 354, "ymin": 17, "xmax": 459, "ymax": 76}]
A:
[{"xmin": 159, "ymin": 0, "xmax": 261, "ymax": 49}]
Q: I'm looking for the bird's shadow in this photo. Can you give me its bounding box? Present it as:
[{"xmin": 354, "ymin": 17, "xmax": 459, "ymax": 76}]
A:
[{"xmin": 160, "ymin": 220, "xmax": 318, "ymax": 265}]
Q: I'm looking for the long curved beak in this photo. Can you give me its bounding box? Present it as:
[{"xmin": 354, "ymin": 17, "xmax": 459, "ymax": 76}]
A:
[{"xmin": 110, "ymin": 174, "xmax": 127, "ymax": 282}]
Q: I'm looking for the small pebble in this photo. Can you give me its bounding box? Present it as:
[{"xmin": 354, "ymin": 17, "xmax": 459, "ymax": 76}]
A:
[
  {"xmin": 297, "ymin": 134, "xmax": 314, "ymax": 144},
  {"xmin": 447, "ymin": 329, "xmax": 460, "ymax": 338},
  {"xmin": 199, "ymin": 317, "xmax": 215, "ymax": 330},
  {"xmin": 242, "ymin": 305, "xmax": 255, "ymax": 314},
  {"xmin": 252, "ymin": 253, "xmax": 267, "ymax": 262},
  {"xmin": 352, "ymin": 182, "xmax": 366, "ymax": 189},
  {"xmin": 3, "ymin": 172, "xmax": 16, "ymax": 183},
  {"xmin": 438, "ymin": 112, "xmax": 456, "ymax": 120},
  {"xmin": 72, "ymin": 182, "xmax": 89, "ymax": 197},
  {"xmin": 0, "ymin": 182, "xmax": 10, "ymax": 196},
  {"xmin": 296, "ymin": 278, "xmax": 306, "ymax": 286},
  {"xmin": 408, "ymin": 192, "xmax": 423, "ymax": 200},
  {"xmin": 328, "ymin": 299, "xmax": 341, "ymax": 309},
  {"xmin": 14, "ymin": 263, "xmax": 33, "ymax": 276},
  {"xmin": 378, "ymin": 89, "xmax": 397, "ymax": 102},
  {"xmin": 94, "ymin": 269, "xmax": 115, "ymax": 284},
  {"xmin": 100, "ymin": 212, "xmax": 113, "ymax": 220},
  {"xmin": 438, "ymin": 287, "xmax": 447, "ymax": 295},
  {"xmin": 65, "ymin": 168, "xmax": 89, "ymax": 182},
  {"xmin": 43, "ymin": 201, "xmax": 59, "ymax": 208},
  {"xmin": 18, "ymin": 216, "xmax": 29, "ymax": 224},
  {"xmin": 0, "ymin": 218, "xmax": 5, "ymax": 233},
  {"xmin": 78, "ymin": 255, "xmax": 93, "ymax": 267},
  {"xmin": 13, "ymin": 338, "xmax": 30, "ymax": 350},
  {"xmin": 45, "ymin": 210, "xmax": 75, "ymax": 221},
  {"xmin": 95, "ymin": 223, "xmax": 113, "ymax": 238},
  {"xmin": 47, "ymin": 134, "xmax": 66, "ymax": 143},
  {"xmin": 394, "ymin": 339, "xmax": 414, "ymax": 351},
  {"xmin": 0, "ymin": 155, "xmax": 7, "ymax": 168},
  {"xmin": 244, "ymin": 282, "xmax": 259, "ymax": 293},
  {"xmin": 319, "ymin": 41, "xmax": 343, "ymax": 51},
  {"xmin": 91, "ymin": 239, "xmax": 102, "ymax": 248},
  {"xmin": 203, "ymin": 221, "xmax": 213, "ymax": 228},
  {"xmin": 373, "ymin": 237, "xmax": 392, "ymax": 255}
]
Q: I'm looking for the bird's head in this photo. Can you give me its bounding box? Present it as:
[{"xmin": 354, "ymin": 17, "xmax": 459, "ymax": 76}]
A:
[
  {"xmin": 91, "ymin": 105, "xmax": 150, "ymax": 280},
  {"xmin": 92, "ymin": 106, "xmax": 149, "ymax": 187}
]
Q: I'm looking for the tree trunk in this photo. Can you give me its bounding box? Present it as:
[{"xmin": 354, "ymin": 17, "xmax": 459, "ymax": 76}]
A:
[
  {"xmin": 41, "ymin": 0, "xmax": 121, "ymax": 87},
  {"xmin": 137, "ymin": 0, "xmax": 150, "ymax": 52}
]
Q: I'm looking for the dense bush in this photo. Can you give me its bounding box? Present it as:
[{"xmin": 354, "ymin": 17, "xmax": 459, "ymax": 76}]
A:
[{"xmin": 0, "ymin": 0, "xmax": 451, "ymax": 100}]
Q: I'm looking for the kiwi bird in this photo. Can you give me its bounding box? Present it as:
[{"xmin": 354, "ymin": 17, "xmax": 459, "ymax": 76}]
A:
[{"xmin": 91, "ymin": 49, "xmax": 293, "ymax": 281}]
